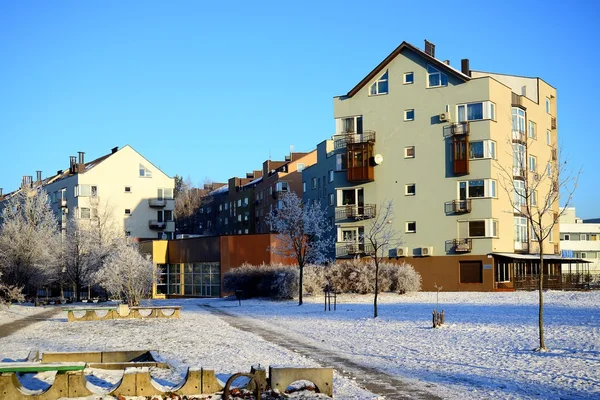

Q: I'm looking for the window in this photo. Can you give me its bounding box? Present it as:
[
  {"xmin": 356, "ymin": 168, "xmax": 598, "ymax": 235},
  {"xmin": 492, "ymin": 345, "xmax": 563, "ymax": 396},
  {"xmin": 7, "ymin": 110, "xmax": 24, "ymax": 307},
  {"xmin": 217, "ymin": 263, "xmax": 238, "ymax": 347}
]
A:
[
  {"xmin": 297, "ymin": 163, "xmax": 305, "ymax": 172},
  {"xmin": 529, "ymin": 121, "xmax": 537, "ymax": 139},
  {"xmin": 75, "ymin": 184, "xmax": 91, "ymax": 197},
  {"xmin": 465, "ymin": 219, "xmax": 498, "ymax": 238},
  {"xmin": 514, "ymin": 179, "xmax": 526, "ymax": 209},
  {"xmin": 546, "ymin": 130, "xmax": 552, "ymax": 145},
  {"xmin": 457, "ymin": 101, "xmax": 495, "ymax": 122},
  {"xmin": 406, "ymin": 221, "xmax": 416, "ymax": 233},
  {"xmin": 404, "ymin": 109, "xmax": 415, "ymax": 121},
  {"xmin": 549, "ymin": 229, "xmax": 553, "ymax": 243},
  {"xmin": 497, "ymin": 262, "xmax": 510, "ymax": 283},
  {"xmin": 276, "ymin": 181, "xmax": 289, "ymax": 192},
  {"xmin": 125, "ymin": 231, "xmax": 131, "ymax": 237},
  {"xmin": 91, "ymin": 186, "xmax": 97, "ymax": 197},
  {"xmin": 237, "ymin": 199, "xmax": 241, "ymax": 207},
  {"xmin": 459, "ymin": 179, "xmax": 496, "ymax": 198},
  {"xmin": 335, "ymin": 153, "xmax": 347, "ymax": 171},
  {"xmin": 427, "ymin": 64, "xmax": 448, "ymax": 87},
  {"xmin": 328, "ymin": 170, "xmax": 334, "ymax": 182},
  {"xmin": 529, "ymin": 155, "xmax": 537, "ymax": 172},
  {"xmin": 514, "ymin": 216, "xmax": 528, "ymax": 243},
  {"xmin": 513, "ymin": 143, "xmax": 526, "ymax": 172},
  {"xmin": 303, "ymin": 182, "xmax": 306, "ymax": 193},
  {"xmin": 339, "ymin": 115, "xmax": 363, "ymax": 134},
  {"xmin": 405, "ymin": 184, "xmax": 416, "ymax": 196},
  {"xmin": 164, "ymin": 210, "xmax": 173, "ymax": 221},
  {"xmin": 369, "ymin": 70, "xmax": 388, "ymax": 95},
  {"xmin": 125, "ymin": 186, "xmax": 131, "ymax": 193},
  {"xmin": 312, "ymin": 177, "xmax": 317, "ymax": 189},
  {"xmin": 403, "ymin": 72, "xmax": 414, "ymax": 84},
  {"xmin": 460, "ymin": 261, "xmax": 483, "ymax": 283},
  {"xmin": 531, "ymin": 190, "xmax": 537, "ymax": 206},
  {"xmin": 546, "ymin": 97, "xmax": 551, "ymax": 113},
  {"xmin": 329, "ymin": 193, "xmax": 334, "ymax": 206},
  {"xmin": 547, "ymin": 163, "xmax": 552, "ymax": 177},
  {"xmin": 469, "ymin": 140, "xmax": 496, "ymax": 159},
  {"xmin": 563, "ymin": 234, "xmax": 570, "ymax": 241},
  {"xmin": 124, "ymin": 208, "xmax": 131, "ymax": 215},
  {"xmin": 139, "ymin": 164, "xmax": 152, "ymax": 177},
  {"xmin": 404, "ymin": 146, "xmax": 415, "ymax": 158},
  {"xmin": 581, "ymin": 252, "xmax": 587, "ymax": 259},
  {"xmin": 512, "ymin": 108, "xmax": 526, "ymax": 134},
  {"xmin": 80, "ymin": 208, "xmax": 91, "ymax": 219}
]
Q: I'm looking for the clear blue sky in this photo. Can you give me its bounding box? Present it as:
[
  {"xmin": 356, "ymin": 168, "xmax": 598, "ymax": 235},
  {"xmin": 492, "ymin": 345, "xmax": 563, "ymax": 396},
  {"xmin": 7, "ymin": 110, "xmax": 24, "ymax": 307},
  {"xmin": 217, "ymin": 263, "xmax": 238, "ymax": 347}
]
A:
[{"xmin": 1, "ymin": 1, "xmax": 599, "ymax": 218}]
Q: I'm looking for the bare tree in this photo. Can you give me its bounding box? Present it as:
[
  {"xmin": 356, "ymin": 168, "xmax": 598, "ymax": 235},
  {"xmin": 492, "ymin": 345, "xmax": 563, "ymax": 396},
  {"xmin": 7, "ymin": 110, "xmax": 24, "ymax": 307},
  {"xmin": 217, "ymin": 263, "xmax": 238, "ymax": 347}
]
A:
[
  {"xmin": 0, "ymin": 188, "xmax": 61, "ymax": 294},
  {"xmin": 267, "ymin": 192, "xmax": 332, "ymax": 305},
  {"xmin": 94, "ymin": 240, "xmax": 155, "ymax": 306},
  {"xmin": 362, "ymin": 201, "xmax": 402, "ymax": 318},
  {"xmin": 174, "ymin": 177, "xmax": 212, "ymax": 234},
  {"xmin": 497, "ymin": 137, "xmax": 580, "ymax": 351}
]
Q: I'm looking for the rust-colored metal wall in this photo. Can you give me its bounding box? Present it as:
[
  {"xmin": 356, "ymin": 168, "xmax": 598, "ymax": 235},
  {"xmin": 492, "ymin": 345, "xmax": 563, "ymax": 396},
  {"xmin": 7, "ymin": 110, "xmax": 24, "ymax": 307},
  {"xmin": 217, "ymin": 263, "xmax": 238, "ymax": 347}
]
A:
[
  {"xmin": 167, "ymin": 236, "xmax": 221, "ymax": 263},
  {"xmin": 390, "ymin": 255, "xmax": 495, "ymax": 291},
  {"xmin": 219, "ymin": 234, "xmax": 294, "ymax": 278}
]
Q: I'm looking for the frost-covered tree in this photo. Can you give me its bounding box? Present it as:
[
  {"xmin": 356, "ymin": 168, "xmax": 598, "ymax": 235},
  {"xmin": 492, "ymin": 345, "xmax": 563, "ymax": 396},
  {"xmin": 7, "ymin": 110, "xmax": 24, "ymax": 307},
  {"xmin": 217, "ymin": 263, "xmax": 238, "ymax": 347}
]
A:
[
  {"xmin": 0, "ymin": 272, "xmax": 24, "ymax": 306},
  {"xmin": 94, "ymin": 241, "xmax": 154, "ymax": 306},
  {"xmin": 362, "ymin": 201, "xmax": 402, "ymax": 318},
  {"xmin": 0, "ymin": 188, "xmax": 60, "ymax": 293},
  {"xmin": 266, "ymin": 192, "xmax": 332, "ymax": 305}
]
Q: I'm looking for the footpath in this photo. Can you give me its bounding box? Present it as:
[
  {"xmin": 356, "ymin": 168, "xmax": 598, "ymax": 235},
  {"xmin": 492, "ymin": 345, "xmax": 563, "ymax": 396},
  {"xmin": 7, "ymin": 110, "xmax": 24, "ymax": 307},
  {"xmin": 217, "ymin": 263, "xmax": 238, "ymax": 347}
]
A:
[
  {"xmin": 203, "ymin": 305, "xmax": 441, "ymax": 400},
  {"xmin": 0, "ymin": 308, "xmax": 61, "ymax": 339}
]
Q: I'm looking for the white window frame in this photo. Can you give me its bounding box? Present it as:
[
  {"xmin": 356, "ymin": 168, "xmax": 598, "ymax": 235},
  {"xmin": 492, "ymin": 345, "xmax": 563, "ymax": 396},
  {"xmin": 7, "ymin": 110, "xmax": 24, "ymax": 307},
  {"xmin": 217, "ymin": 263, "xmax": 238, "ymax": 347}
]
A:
[
  {"xmin": 329, "ymin": 193, "xmax": 335, "ymax": 206},
  {"xmin": 405, "ymin": 221, "xmax": 417, "ymax": 233},
  {"xmin": 404, "ymin": 109, "xmax": 415, "ymax": 121},
  {"xmin": 369, "ymin": 70, "xmax": 388, "ymax": 96},
  {"xmin": 546, "ymin": 97, "xmax": 551, "ymax": 113},
  {"xmin": 328, "ymin": 170, "xmax": 334, "ymax": 182},
  {"xmin": 529, "ymin": 155, "xmax": 537, "ymax": 172},
  {"xmin": 405, "ymin": 183, "xmax": 416, "ymax": 196},
  {"xmin": 469, "ymin": 140, "xmax": 496, "ymax": 160},
  {"xmin": 297, "ymin": 163, "xmax": 306, "ymax": 172},
  {"xmin": 276, "ymin": 181, "xmax": 289, "ymax": 192},
  {"xmin": 403, "ymin": 72, "xmax": 414, "ymax": 84},
  {"xmin": 457, "ymin": 101, "xmax": 496, "ymax": 122},
  {"xmin": 427, "ymin": 64, "xmax": 448, "ymax": 88},
  {"xmin": 546, "ymin": 130, "xmax": 552, "ymax": 145},
  {"xmin": 458, "ymin": 179, "xmax": 497, "ymax": 199},
  {"xmin": 404, "ymin": 146, "xmax": 415, "ymax": 158},
  {"xmin": 528, "ymin": 120, "xmax": 536, "ymax": 139},
  {"xmin": 139, "ymin": 164, "xmax": 152, "ymax": 178},
  {"xmin": 512, "ymin": 108, "xmax": 526, "ymax": 135},
  {"xmin": 514, "ymin": 216, "xmax": 528, "ymax": 243}
]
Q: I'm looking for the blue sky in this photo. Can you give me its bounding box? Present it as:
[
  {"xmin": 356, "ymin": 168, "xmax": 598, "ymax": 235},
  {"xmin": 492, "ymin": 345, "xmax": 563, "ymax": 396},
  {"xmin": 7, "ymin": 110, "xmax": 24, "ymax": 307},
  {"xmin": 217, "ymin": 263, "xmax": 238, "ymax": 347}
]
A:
[{"xmin": 1, "ymin": 1, "xmax": 599, "ymax": 218}]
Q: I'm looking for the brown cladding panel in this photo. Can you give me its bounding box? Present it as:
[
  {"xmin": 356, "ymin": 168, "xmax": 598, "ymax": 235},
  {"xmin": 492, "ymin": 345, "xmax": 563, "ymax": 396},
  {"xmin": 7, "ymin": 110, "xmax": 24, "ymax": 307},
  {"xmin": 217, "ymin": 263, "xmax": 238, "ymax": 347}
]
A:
[{"xmin": 167, "ymin": 236, "xmax": 220, "ymax": 263}]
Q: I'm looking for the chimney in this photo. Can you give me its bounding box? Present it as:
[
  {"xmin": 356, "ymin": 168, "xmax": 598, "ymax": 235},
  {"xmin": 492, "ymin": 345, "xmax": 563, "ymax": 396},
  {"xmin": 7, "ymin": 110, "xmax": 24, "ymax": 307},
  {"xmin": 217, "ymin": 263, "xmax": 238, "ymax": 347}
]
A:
[
  {"xmin": 111, "ymin": 146, "xmax": 118, "ymax": 154},
  {"xmin": 285, "ymin": 155, "xmax": 291, "ymax": 162},
  {"xmin": 22, "ymin": 176, "xmax": 33, "ymax": 188},
  {"xmin": 69, "ymin": 156, "xmax": 77, "ymax": 174},
  {"xmin": 77, "ymin": 151, "xmax": 85, "ymax": 173},
  {"xmin": 0, "ymin": 188, "xmax": 3, "ymax": 196},
  {"xmin": 461, "ymin": 59, "xmax": 471, "ymax": 77},
  {"xmin": 424, "ymin": 40, "xmax": 435, "ymax": 57},
  {"xmin": 36, "ymin": 171, "xmax": 42, "ymax": 184},
  {"xmin": 443, "ymin": 60, "xmax": 450, "ymax": 65}
]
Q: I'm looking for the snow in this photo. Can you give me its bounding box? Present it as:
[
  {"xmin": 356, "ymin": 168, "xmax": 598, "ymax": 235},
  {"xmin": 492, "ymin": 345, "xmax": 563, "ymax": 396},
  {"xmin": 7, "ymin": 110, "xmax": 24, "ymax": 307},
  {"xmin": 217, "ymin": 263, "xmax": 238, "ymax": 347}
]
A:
[{"xmin": 0, "ymin": 291, "xmax": 598, "ymax": 399}]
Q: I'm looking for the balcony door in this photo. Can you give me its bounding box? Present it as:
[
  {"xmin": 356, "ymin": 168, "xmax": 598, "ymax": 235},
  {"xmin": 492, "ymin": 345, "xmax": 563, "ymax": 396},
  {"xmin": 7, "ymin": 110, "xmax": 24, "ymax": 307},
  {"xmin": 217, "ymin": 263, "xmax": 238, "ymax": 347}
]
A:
[{"xmin": 157, "ymin": 210, "xmax": 164, "ymax": 223}]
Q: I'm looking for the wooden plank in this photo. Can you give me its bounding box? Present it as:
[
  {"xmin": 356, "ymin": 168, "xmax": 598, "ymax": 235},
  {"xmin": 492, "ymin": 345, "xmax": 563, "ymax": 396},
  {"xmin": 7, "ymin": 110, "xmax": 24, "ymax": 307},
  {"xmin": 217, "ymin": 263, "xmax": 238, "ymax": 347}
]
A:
[{"xmin": 0, "ymin": 362, "xmax": 86, "ymax": 373}]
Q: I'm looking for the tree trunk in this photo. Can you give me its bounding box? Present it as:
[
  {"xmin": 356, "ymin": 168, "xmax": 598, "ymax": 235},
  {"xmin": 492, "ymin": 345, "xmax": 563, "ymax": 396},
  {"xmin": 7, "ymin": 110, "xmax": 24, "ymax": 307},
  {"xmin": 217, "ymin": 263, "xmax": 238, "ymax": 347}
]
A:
[
  {"xmin": 298, "ymin": 264, "xmax": 303, "ymax": 306},
  {"xmin": 75, "ymin": 281, "xmax": 81, "ymax": 302},
  {"xmin": 374, "ymin": 260, "xmax": 379, "ymax": 318},
  {"xmin": 538, "ymin": 242, "xmax": 546, "ymax": 350}
]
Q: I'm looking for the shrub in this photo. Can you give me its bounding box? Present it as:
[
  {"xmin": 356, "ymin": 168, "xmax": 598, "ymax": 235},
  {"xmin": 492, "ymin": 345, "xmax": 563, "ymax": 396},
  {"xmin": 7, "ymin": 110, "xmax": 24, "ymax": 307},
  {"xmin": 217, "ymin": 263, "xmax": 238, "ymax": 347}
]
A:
[
  {"xmin": 303, "ymin": 259, "xmax": 421, "ymax": 294},
  {"xmin": 222, "ymin": 263, "xmax": 298, "ymax": 300}
]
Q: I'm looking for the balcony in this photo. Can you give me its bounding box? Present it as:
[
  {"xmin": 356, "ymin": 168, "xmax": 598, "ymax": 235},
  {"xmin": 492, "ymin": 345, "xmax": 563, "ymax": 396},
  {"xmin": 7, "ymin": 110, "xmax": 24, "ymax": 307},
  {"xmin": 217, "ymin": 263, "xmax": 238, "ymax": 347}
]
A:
[
  {"xmin": 334, "ymin": 130, "xmax": 376, "ymax": 149},
  {"xmin": 335, "ymin": 242, "xmax": 375, "ymax": 258},
  {"xmin": 335, "ymin": 204, "xmax": 376, "ymax": 221},
  {"xmin": 551, "ymin": 117, "xmax": 557, "ymax": 130},
  {"xmin": 511, "ymin": 92, "xmax": 525, "ymax": 108},
  {"xmin": 149, "ymin": 220, "xmax": 166, "ymax": 230},
  {"xmin": 148, "ymin": 198, "xmax": 167, "ymax": 208},
  {"xmin": 59, "ymin": 199, "xmax": 67, "ymax": 208},
  {"xmin": 513, "ymin": 167, "xmax": 526, "ymax": 179},
  {"xmin": 450, "ymin": 122, "xmax": 470, "ymax": 136},
  {"xmin": 451, "ymin": 199, "xmax": 471, "ymax": 214},
  {"xmin": 512, "ymin": 130, "xmax": 526, "ymax": 143},
  {"xmin": 347, "ymin": 142, "xmax": 375, "ymax": 183},
  {"xmin": 514, "ymin": 241, "xmax": 529, "ymax": 253},
  {"xmin": 551, "ymin": 148, "xmax": 557, "ymax": 161},
  {"xmin": 453, "ymin": 238, "xmax": 472, "ymax": 253}
]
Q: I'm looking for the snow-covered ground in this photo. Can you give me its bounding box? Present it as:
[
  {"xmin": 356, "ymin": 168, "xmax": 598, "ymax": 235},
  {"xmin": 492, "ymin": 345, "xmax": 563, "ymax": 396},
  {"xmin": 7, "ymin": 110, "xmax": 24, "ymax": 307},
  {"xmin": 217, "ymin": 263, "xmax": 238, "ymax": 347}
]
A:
[{"xmin": 0, "ymin": 291, "xmax": 598, "ymax": 399}]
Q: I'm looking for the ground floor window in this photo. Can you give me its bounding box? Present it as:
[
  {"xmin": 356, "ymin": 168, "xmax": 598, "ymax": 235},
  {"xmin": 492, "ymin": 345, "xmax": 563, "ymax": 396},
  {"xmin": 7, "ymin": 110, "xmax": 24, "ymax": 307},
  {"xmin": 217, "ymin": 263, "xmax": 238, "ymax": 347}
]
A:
[
  {"xmin": 460, "ymin": 261, "xmax": 483, "ymax": 283},
  {"xmin": 496, "ymin": 262, "xmax": 510, "ymax": 283},
  {"xmin": 156, "ymin": 263, "xmax": 220, "ymax": 297}
]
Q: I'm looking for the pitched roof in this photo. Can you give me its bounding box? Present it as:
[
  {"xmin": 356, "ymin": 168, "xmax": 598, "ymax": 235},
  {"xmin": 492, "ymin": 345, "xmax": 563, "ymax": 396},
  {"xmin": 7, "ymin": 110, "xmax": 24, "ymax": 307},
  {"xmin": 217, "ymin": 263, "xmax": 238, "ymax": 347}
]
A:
[{"xmin": 343, "ymin": 41, "xmax": 470, "ymax": 98}]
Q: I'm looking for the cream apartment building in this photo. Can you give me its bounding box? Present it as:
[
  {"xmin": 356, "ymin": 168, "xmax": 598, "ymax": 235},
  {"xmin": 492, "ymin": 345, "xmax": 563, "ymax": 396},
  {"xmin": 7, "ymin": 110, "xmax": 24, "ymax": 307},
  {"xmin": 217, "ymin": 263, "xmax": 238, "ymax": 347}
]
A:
[
  {"xmin": 560, "ymin": 207, "xmax": 600, "ymax": 275},
  {"xmin": 304, "ymin": 40, "xmax": 566, "ymax": 291},
  {"xmin": 15, "ymin": 145, "xmax": 175, "ymax": 240}
]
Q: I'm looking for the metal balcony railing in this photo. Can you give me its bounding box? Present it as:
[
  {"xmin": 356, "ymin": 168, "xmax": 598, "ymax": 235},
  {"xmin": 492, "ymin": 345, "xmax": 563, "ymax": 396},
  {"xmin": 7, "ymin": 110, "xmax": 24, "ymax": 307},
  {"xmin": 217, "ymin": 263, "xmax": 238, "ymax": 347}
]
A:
[
  {"xmin": 149, "ymin": 220, "xmax": 166, "ymax": 230},
  {"xmin": 453, "ymin": 238, "xmax": 473, "ymax": 253},
  {"xmin": 451, "ymin": 199, "xmax": 471, "ymax": 214},
  {"xmin": 334, "ymin": 204, "xmax": 377, "ymax": 221},
  {"xmin": 335, "ymin": 242, "xmax": 375, "ymax": 258},
  {"xmin": 148, "ymin": 198, "xmax": 167, "ymax": 208},
  {"xmin": 334, "ymin": 131, "xmax": 376, "ymax": 149}
]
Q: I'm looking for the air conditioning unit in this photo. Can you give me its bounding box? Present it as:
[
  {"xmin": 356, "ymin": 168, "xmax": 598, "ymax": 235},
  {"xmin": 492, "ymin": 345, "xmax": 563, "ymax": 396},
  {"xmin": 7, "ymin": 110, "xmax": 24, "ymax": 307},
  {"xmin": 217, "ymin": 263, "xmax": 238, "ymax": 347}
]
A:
[
  {"xmin": 439, "ymin": 112, "xmax": 451, "ymax": 122},
  {"xmin": 421, "ymin": 246, "xmax": 434, "ymax": 256},
  {"xmin": 397, "ymin": 247, "xmax": 409, "ymax": 257}
]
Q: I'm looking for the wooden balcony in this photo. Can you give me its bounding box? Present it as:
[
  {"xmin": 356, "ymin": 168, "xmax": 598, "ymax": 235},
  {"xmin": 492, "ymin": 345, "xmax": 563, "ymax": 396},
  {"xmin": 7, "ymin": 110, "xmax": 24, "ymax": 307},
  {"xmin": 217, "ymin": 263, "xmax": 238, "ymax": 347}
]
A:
[
  {"xmin": 347, "ymin": 142, "xmax": 375, "ymax": 183},
  {"xmin": 453, "ymin": 238, "xmax": 472, "ymax": 253},
  {"xmin": 511, "ymin": 92, "xmax": 525, "ymax": 108},
  {"xmin": 551, "ymin": 117, "xmax": 557, "ymax": 130},
  {"xmin": 335, "ymin": 204, "xmax": 376, "ymax": 221}
]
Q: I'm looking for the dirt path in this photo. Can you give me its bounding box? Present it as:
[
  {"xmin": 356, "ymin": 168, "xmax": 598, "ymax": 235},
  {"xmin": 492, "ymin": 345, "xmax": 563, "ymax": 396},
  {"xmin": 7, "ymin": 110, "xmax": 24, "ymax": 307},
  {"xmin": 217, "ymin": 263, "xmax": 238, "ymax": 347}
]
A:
[
  {"xmin": 202, "ymin": 305, "xmax": 441, "ymax": 400},
  {"xmin": 0, "ymin": 308, "xmax": 61, "ymax": 339}
]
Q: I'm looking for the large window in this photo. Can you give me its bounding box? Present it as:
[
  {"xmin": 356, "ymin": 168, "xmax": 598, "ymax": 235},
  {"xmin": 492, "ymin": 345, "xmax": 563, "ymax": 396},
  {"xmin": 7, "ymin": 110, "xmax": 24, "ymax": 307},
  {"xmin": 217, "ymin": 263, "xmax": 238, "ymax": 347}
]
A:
[
  {"xmin": 427, "ymin": 64, "xmax": 448, "ymax": 87},
  {"xmin": 514, "ymin": 179, "xmax": 526, "ymax": 210},
  {"xmin": 512, "ymin": 108, "xmax": 526, "ymax": 135},
  {"xmin": 458, "ymin": 179, "xmax": 496, "ymax": 199},
  {"xmin": 497, "ymin": 262, "xmax": 510, "ymax": 283},
  {"xmin": 469, "ymin": 140, "xmax": 496, "ymax": 159},
  {"xmin": 457, "ymin": 101, "xmax": 495, "ymax": 122},
  {"xmin": 513, "ymin": 143, "xmax": 526, "ymax": 172},
  {"xmin": 370, "ymin": 71, "xmax": 388, "ymax": 95},
  {"xmin": 460, "ymin": 261, "xmax": 483, "ymax": 283},
  {"xmin": 514, "ymin": 216, "xmax": 528, "ymax": 243},
  {"xmin": 340, "ymin": 115, "xmax": 363, "ymax": 134},
  {"xmin": 465, "ymin": 219, "xmax": 498, "ymax": 238}
]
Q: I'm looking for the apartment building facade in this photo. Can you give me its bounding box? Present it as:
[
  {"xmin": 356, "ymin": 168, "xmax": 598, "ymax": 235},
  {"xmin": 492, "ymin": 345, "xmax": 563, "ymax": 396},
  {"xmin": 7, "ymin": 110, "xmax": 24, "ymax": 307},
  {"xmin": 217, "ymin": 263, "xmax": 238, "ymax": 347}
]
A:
[
  {"xmin": 303, "ymin": 40, "xmax": 571, "ymax": 291},
  {"xmin": 2, "ymin": 145, "xmax": 175, "ymax": 240},
  {"xmin": 560, "ymin": 207, "xmax": 600, "ymax": 275}
]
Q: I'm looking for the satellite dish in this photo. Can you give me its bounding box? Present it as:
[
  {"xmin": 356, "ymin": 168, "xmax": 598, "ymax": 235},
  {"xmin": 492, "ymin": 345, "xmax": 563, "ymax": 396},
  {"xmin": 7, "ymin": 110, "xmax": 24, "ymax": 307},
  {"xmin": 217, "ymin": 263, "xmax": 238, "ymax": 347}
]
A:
[{"xmin": 373, "ymin": 154, "xmax": 384, "ymax": 165}]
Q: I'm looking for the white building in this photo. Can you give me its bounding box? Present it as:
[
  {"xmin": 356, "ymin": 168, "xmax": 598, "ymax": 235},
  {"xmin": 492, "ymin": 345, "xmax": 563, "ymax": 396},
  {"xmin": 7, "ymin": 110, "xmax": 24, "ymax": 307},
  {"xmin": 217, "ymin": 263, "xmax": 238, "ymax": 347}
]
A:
[
  {"xmin": 560, "ymin": 207, "xmax": 600, "ymax": 275},
  {"xmin": 3, "ymin": 145, "xmax": 175, "ymax": 240}
]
